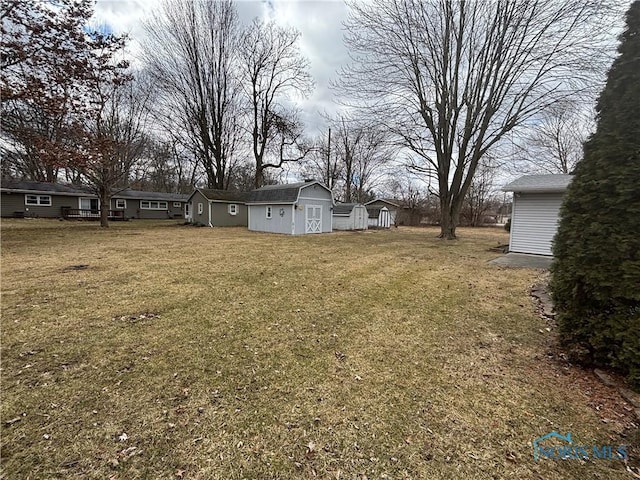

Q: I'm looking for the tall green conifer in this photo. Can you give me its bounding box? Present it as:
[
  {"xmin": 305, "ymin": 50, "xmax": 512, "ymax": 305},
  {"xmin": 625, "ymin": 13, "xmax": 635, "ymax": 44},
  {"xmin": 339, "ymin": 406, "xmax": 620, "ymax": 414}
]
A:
[{"xmin": 551, "ymin": 1, "xmax": 640, "ymax": 387}]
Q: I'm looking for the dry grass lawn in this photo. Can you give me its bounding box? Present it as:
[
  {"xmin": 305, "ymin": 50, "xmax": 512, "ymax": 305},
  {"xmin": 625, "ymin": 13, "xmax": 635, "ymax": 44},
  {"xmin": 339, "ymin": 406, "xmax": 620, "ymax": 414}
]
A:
[{"xmin": 1, "ymin": 220, "xmax": 636, "ymax": 479}]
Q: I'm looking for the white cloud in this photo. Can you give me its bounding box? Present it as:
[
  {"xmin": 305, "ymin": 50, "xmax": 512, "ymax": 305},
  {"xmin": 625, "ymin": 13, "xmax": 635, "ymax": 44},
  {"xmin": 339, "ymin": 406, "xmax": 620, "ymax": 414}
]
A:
[{"xmin": 93, "ymin": 0, "xmax": 349, "ymax": 134}]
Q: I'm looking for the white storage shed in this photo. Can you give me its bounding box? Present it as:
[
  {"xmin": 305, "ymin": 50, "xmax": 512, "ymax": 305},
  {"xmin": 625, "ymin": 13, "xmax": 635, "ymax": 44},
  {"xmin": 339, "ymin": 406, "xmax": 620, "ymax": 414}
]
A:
[
  {"xmin": 332, "ymin": 203, "xmax": 368, "ymax": 230},
  {"xmin": 502, "ymin": 174, "xmax": 573, "ymax": 256}
]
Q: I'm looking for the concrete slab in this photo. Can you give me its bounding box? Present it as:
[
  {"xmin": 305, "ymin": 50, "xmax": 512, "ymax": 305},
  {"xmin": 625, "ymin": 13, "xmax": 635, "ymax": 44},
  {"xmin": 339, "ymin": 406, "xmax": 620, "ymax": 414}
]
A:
[{"xmin": 489, "ymin": 253, "xmax": 553, "ymax": 269}]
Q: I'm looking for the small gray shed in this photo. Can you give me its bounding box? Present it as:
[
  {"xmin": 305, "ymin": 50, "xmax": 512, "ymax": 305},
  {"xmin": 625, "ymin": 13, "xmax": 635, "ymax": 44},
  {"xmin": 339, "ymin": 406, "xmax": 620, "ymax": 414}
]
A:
[
  {"xmin": 502, "ymin": 174, "xmax": 573, "ymax": 256},
  {"xmin": 186, "ymin": 188, "xmax": 248, "ymax": 227},
  {"xmin": 332, "ymin": 203, "xmax": 368, "ymax": 230},
  {"xmin": 247, "ymin": 181, "xmax": 333, "ymax": 235},
  {"xmin": 367, "ymin": 206, "xmax": 392, "ymax": 229},
  {"xmin": 365, "ymin": 198, "xmax": 400, "ymax": 226}
]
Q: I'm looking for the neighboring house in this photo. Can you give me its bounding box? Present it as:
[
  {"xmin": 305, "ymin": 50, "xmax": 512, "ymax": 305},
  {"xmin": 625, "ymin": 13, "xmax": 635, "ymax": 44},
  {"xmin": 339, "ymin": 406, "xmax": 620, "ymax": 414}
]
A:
[
  {"xmin": 1, "ymin": 180, "xmax": 188, "ymax": 220},
  {"xmin": 247, "ymin": 180, "xmax": 333, "ymax": 235},
  {"xmin": 332, "ymin": 203, "xmax": 368, "ymax": 231},
  {"xmin": 502, "ymin": 174, "xmax": 573, "ymax": 256},
  {"xmin": 367, "ymin": 206, "xmax": 392, "ymax": 229},
  {"xmin": 365, "ymin": 198, "xmax": 400, "ymax": 226},
  {"xmin": 110, "ymin": 189, "xmax": 188, "ymax": 220},
  {"xmin": 186, "ymin": 188, "xmax": 248, "ymax": 227},
  {"xmin": 1, "ymin": 180, "xmax": 96, "ymax": 218}
]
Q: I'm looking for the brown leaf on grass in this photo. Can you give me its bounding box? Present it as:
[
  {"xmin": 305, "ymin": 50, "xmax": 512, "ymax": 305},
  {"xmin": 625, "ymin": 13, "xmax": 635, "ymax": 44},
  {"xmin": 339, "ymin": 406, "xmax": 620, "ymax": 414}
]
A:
[{"xmin": 306, "ymin": 441, "xmax": 317, "ymax": 458}]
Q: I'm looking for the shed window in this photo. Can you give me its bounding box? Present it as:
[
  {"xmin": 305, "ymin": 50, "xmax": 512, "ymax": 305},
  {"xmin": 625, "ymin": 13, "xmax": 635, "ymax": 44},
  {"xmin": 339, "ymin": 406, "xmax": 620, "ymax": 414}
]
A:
[
  {"xmin": 115, "ymin": 199, "xmax": 126, "ymax": 209},
  {"xmin": 141, "ymin": 200, "xmax": 168, "ymax": 210},
  {"xmin": 198, "ymin": 203, "xmax": 203, "ymax": 214},
  {"xmin": 266, "ymin": 206, "xmax": 272, "ymax": 219},
  {"xmin": 25, "ymin": 194, "xmax": 51, "ymax": 206},
  {"xmin": 228, "ymin": 204, "xmax": 237, "ymax": 215},
  {"xmin": 173, "ymin": 202, "xmax": 181, "ymax": 208}
]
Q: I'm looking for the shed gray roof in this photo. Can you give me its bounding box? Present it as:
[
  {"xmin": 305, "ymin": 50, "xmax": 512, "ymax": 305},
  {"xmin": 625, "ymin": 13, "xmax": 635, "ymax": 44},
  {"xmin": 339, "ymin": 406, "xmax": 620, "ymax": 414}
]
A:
[
  {"xmin": 333, "ymin": 203, "xmax": 364, "ymax": 215},
  {"xmin": 194, "ymin": 189, "xmax": 248, "ymax": 203},
  {"xmin": 247, "ymin": 181, "xmax": 330, "ymax": 204},
  {"xmin": 368, "ymin": 207, "xmax": 387, "ymax": 219},
  {"xmin": 112, "ymin": 189, "xmax": 189, "ymax": 202},
  {"xmin": 0, "ymin": 180, "xmax": 92, "ymax": 196},
  {"xmin": 502, "ymin": 174, "xmax": 573, "ymax": 193},
  {"xmin": 365, "ymin": 198, "xmax": 401, "ymax": 208}
]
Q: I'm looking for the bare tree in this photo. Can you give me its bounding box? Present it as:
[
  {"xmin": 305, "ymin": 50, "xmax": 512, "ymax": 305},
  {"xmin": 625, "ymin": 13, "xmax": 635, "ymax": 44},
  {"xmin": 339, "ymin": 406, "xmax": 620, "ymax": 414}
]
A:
[
  {"xmin": 1, "ymin": 0, "xmax": 128, "ymax": 183},
  {"xmin": 340, "ymin": 0, "xmax": 615, "ymax": 239},
  {"xmin": 301, "ymin": 128, "xmax": 343, "ymax": 191},
  {"xmin": 80, "ymin": 74, "xmax": 150, "ymax": 227},
  {"xmin": 460, "ymin": 160, "xmax": 498, "ymax": 227},
  {"xmin": 349, "ymin": 125, "xmax": 393, "ymax": 203},
  {"xmin": 332, "ymin": 117, "xmax": 392, "ymax": 202},
  {"xmin": 517, "ymin": 101, "xmax": 593, "ymax": 174},
  {"xmin": 239, "ymin": 19, "xmax": 313, "ymax": 187},
  {"xmin": 142, "ymin": 0, "xmax": 243, "ymax": 189},
  {"xmin": 387, "ymin": 175, "xmax": 430, "ymax": 226},
  {"xmin": 127, "ymin": 138, "xmax": 193, "ymax": 193}
]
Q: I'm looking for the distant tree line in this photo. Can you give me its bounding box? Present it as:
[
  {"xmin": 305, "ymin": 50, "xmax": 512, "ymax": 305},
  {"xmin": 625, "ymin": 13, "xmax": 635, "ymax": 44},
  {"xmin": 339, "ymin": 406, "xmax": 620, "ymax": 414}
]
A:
[{"xmin": 1, "ymin": 0, "xmax": 618, "ymax": 232}]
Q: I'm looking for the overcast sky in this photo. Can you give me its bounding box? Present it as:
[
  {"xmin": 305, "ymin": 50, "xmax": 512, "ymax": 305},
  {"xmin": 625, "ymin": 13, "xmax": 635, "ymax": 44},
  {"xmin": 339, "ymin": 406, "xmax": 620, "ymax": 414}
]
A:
[{"xmin": 93, "ymin": 0, "xmax": 350, "ymax": 136}]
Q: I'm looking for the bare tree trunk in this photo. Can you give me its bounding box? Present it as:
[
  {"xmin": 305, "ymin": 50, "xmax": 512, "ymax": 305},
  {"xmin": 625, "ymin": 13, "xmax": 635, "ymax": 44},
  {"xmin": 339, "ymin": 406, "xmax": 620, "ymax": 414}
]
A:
[
  {"xmin": 344, "ymin": 150, "xmax": 353, "ymax": 201},
  {"xmin": 439, "ymin": 197, "xmax": 460, "ymax": 240},
  {"xmin": 254, "ymin": 164, "xmax": 264, "ymax": 189},
  {"xmin": 99, "ymin": 186, "xmax": 109, "ymax": 228}
]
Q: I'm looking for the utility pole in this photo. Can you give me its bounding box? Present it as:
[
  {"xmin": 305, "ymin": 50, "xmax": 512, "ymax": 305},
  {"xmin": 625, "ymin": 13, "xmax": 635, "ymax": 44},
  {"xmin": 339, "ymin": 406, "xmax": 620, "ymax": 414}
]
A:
[{"xmin": 326, "ymin": 127, "xmax": 331, "ymax": 188}]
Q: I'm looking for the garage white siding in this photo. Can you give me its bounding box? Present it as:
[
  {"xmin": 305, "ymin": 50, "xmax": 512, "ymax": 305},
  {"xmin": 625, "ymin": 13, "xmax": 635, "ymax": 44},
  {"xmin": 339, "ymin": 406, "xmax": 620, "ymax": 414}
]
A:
[{"xmin": 510, "ymin": 192, "xmax": 564, "ymax": 256}]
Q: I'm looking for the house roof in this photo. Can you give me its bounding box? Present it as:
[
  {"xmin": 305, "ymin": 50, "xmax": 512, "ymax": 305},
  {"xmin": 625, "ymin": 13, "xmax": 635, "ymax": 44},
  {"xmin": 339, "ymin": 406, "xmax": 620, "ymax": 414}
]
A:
[
  {"xmin": 367, "ymin": 206, "xmax": 388, "ymax": 219},
  {"xmin": 365, "ymin": 198, "xmax": 401, "ymax": 208},
  {"xmin": 190, "ymin": 188, "xmax": 248, "ymax": 203},
  {"xmin": 1, "ymin": 180, "xmax": 190, "ymax": 202},
  {"xmin": 333, "ymin": 203, "xmax": 364, "ymax": 215},
  {"xmin": 0, "ymin": 179, "xmax": 93, "ymax": 196},
  {"xmin": 112, "ymin": 189, "xmax": 188, "ymax": 202},
  {"xmin": 502, "ymin": 174, "xmax": 573, "ymax": 193},
  {"xmin": 247, "ymin": 181, "xmax": 331, "ymax": 204}
]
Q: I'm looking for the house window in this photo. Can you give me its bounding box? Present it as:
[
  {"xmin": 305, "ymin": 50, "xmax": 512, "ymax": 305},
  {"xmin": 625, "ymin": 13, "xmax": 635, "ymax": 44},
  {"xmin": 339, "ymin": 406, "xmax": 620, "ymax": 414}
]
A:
[
  {"xmin": 141, "ymin": 201, "xmax": 168, "ymax": 210},
  {"xmin": 198, "ymin": 203, "xmax": 203, "ymax": 214},
  {"xmin": 266, "ymin": 206, "xmax": 272, "ymax": 219},
  {"xmin": 228, "ymin": 204, "xmax": 237, "ymax": 216},
  {"xmin": 173, "ymin": 202, "xmax": 181, "ymax": 208},
  {"xmin": 115, "ymin": 199, "xmax": 126, "ymax": 209},
  {"xmin": 25, "ymin": 194, "xmax": 51, "ymax": 206}
]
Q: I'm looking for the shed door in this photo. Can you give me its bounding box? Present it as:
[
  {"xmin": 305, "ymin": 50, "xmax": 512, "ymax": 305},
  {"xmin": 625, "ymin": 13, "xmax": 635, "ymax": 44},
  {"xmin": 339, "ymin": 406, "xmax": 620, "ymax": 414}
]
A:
[
  {"xmin": 379, "ymin": 207, "xmax": 391, "ymax": 228},
  {"xmin": 354, "ymin": 206, "xmax": 367, "ymax": 230},
  {"xmin": 305, "ymin": 205, "xmax": 322, "ymax": 233}
]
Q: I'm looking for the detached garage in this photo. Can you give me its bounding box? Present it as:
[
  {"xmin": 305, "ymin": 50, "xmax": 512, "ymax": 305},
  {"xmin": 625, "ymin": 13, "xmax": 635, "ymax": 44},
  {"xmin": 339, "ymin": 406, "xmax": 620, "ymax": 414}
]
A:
[{"xmin": 502, "ymin": 174, "xmax": 573, "ymax": 256}]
